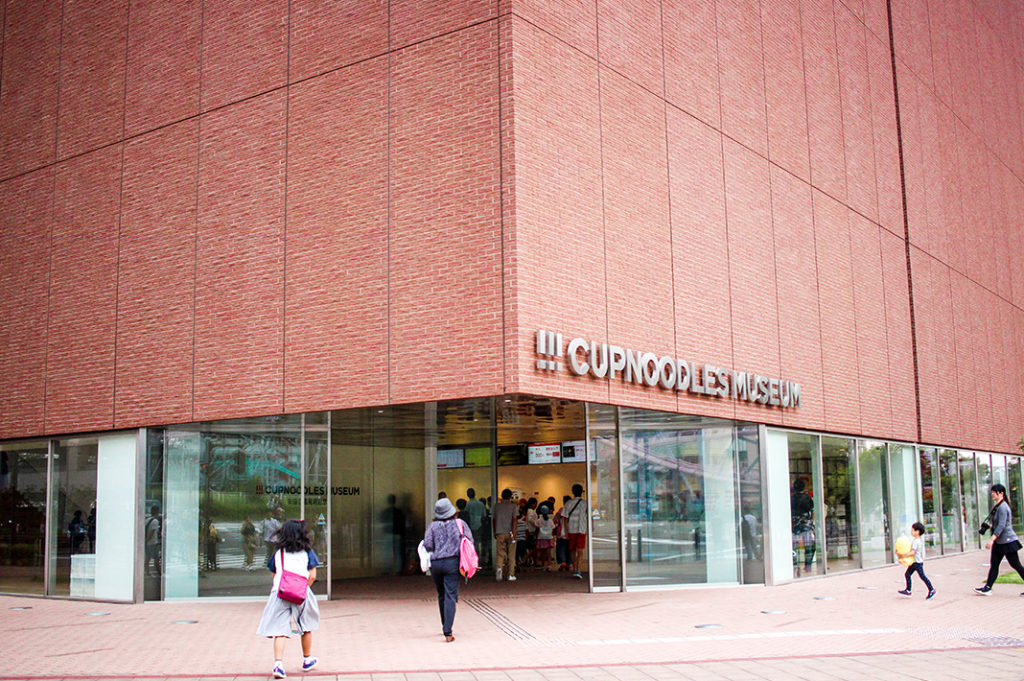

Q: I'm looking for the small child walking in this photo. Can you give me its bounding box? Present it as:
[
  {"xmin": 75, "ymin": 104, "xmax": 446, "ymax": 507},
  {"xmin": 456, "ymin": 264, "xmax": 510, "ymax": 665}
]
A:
[
  {"xmin": 896, "ymin": 522, "xmax": 935, "ymax": 599},
  {"xmin": 256, "ymin": 519, "xmax": 321, "ymax": 679}
]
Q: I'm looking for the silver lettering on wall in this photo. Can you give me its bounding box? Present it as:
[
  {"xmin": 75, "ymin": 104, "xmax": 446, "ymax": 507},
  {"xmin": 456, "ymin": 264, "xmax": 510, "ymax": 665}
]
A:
[{"xmin": 538, "ymin": 329, "xmax": 801, "ymax": 409}]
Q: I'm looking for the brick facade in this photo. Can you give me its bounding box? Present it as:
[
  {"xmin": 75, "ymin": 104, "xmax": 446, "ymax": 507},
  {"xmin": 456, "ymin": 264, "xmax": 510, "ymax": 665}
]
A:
[{"xmin": 1, "ymin": 0, "xmax": 1021, "ymax": 453}]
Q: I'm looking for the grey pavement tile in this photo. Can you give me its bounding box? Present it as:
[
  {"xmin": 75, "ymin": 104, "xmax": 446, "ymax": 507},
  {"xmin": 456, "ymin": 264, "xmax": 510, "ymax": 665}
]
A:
[{"xmin": 405, "ymin": 673, "xmax": 444, "ymax": 681}]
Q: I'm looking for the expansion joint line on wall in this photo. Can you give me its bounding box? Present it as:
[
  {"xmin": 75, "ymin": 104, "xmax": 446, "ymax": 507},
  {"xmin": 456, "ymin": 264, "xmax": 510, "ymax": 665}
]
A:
[{"xmin": 886, "ymin": 0, "xmax": 923, "ymax": 443}]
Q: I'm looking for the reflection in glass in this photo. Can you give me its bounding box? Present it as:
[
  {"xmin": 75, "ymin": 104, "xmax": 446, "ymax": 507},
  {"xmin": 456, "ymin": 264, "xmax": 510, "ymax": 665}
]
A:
[
  {"xmin": 823, "ymin": 437, "xmax": 858, "ymax": 572},
  {"xmin": 787, "ymin": 433, "xmax": 823, "ymax": 578},
  {"xmin": 0, "ymin": 441, "xmax": 48, "ymax": 595},
  {"xmin": 304, "ymin": 413, "xmax": 329, "ymax": 596},
  {"xmin": 960, "ymin": 452, "xmax": 981, "ymax": 551},
  {"xmin": 858, "ymin": 441, "xmax": 890, "ymax": 568},
  {"xmin": 735, "ymin": 425, "xmax": 765, "ymax": 584},
  {"xmin": 588, "ymin": 403, "xmax": 620, "ymax": 589},
  {"xmin": 918, "ymin": 448, "xmax": 940, "ymax": 554},
  {"xmin": 619, "ymin": 409, "xmax": 761, "ymax": 587},
  {"xmin": 49, "ymin": 438, "xmax": 98, "ymax": 597},
  {"xmin": 939, "ymin": 451, "xmax": 961, "ymax": 553},
  {"xmin": 1010, "ymin": 458, "xmax": 1023, "ymax": 536},
  {"xmin": 331, "ymin": 404, "xmax": 426, "ymax": 587},
  {"xmin": 156, "ymin": 416, "xmax": 308, "ymax": 598}
]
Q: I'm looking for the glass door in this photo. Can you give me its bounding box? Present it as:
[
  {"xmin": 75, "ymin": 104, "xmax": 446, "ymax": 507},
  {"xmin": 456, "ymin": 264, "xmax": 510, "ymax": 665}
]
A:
[
  {"xmin": 0, "ymin": 440, "xmax": 49, "ymax": 595},
  {"xmin": 857, "ymin": 441, "xmax": 890, "ymax": 569},
  {"xmin": 939, "ymin": 450, "xmax": 961, "ymax": 553},
  {"xmin": 822, "ymin": 437, "xmax": 858, "ymax": 572}
]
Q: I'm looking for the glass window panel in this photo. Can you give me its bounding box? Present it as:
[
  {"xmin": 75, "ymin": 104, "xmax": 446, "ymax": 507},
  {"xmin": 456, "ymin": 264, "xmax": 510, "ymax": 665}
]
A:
[
  {"xmin": 0, "ymin": 440, "xmax": 48, "ymax": 595},
  {"xmin": 959, "ymin": 452, "xmax": 981, "ymax": 550},
  {"xmin": 620, "ymin": 409, "xmax": 758, "ymax": 588},
  {"xmin": 917, "ymin": 448, "xmax": 940, "ymax": 554},
  {"xmin": 939, "ymin": 450, "xmax": 961, "ymax": 553},
  {"xmin": 788, "ymin": 433, "xmax": 823, "ymax": 578},
  {"xmin": 887, "ymin": 444, "xmax": 922, "ymax": 557},
  {"xmin": 49, "ymin": 438, "xmax": 99, "ymax": 597},
  {"xmin": 823, "ymin": 437, "xmax": 858, "ymax": 573},
  {"xmin": 858, "ymin": 441, "xmax": 890, "ymax": 569},
  {"xmin": 991, "ymin": 454, "xmax": 1007, "ymax": 488},
  {"xmin": 735, "ymin": 424, "xmax": 764, "ymax": 584},
  {"xmin": 1010, "ymin": 457, "xmax": 1023, "ymax": 536},
  {"xmin": 330, "ymin": 404, "xmax": 426, "ymax": 591},
  {"xmin": 144, "ymin": 430, "xmax": 165, "ymax": 600},
  {"xmin": 588, "ymin": 403, "xmax": 620, "ymax": 590},
  {"xmin": 978, "ymin": 454, "xmax": 992, "ymax": 503},
  {"xmin": 304, "ymin": 413, "xmax": 329, "ymax": 596}
]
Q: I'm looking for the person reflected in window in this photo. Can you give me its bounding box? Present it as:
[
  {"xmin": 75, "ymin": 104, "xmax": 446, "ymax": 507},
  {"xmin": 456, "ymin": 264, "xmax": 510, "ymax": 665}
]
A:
[{"xmin": 791, "ymin": 478, "xmax": 815, "ymax": 575}]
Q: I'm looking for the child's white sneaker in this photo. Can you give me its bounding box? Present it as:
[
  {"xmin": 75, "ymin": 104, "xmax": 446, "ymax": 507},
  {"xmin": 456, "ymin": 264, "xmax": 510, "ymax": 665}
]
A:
[
  {"xmin": 302, "ymin": 656, "xmax": 318, "ymax": 672},
  {"xmin": 272, "ymin": 661, "xmax": 286, "ymax": 678}
]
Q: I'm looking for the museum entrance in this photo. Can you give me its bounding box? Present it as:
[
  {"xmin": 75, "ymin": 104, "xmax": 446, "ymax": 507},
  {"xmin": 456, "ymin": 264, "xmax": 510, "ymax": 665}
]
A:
[{"xmin": 329, "ymin": 396, "xmax": 590, "ymax": 598}]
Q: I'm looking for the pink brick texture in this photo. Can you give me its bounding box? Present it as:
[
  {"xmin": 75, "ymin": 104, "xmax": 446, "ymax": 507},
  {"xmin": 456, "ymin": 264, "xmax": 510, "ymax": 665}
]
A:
[{"xmin": 0, "ymin": 1, "xmax": 1021, "ymax": 454}]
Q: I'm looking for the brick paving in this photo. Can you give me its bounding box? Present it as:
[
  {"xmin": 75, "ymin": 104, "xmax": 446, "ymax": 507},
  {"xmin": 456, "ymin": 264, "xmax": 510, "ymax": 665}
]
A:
[{"xmin": 3, "ymin": 551, "xmax": 1023, "ymax": 680}]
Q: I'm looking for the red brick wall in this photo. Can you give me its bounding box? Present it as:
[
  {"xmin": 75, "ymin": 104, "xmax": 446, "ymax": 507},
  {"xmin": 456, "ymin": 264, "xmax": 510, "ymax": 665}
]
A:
[
  {"xmin": 0, "ymin": 1, "xmax": 1021, "ymax": 453},
  {"xmin": 510, "ymin": 1, "xmax": 1022, "ymax": 452}
]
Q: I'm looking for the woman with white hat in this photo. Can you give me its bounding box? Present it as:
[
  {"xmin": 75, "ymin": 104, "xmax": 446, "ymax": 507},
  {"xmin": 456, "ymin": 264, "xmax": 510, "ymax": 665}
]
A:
[{"xmin": 423, "ymin": 497, "xmax": 472, "ymax": 642}]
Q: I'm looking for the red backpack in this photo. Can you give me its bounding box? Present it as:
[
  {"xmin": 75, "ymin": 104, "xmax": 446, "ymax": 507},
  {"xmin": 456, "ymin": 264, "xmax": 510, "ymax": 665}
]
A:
[{"xmin": 456, "ymin": 519, "xmax": 478, "ymax": 579}]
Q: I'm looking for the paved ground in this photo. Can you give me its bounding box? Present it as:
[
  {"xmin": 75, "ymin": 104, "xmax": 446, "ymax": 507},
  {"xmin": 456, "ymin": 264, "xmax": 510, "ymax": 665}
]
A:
[{"xmin": 4, "ymin": 551, "xmax": 1024, "ymax": 680}]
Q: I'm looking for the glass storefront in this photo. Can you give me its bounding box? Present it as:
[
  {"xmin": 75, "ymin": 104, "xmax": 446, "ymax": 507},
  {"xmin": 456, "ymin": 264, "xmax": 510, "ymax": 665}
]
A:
[{"xmin": 2, "ymin": 401, "xmax": 1023, "ymax": 599}]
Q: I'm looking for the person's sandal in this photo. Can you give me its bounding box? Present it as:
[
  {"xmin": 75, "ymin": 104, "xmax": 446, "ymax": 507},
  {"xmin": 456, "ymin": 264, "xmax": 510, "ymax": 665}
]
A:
[{"xmin": 445, "ymin": 635, "xmax": 455, "ymax": 642}]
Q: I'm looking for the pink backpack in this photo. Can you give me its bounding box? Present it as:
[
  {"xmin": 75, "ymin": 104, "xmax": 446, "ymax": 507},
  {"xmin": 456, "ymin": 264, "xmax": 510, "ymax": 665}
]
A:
[{"xmin": 456, "ymin": 519, "xmax": 478, "ymax": 579}]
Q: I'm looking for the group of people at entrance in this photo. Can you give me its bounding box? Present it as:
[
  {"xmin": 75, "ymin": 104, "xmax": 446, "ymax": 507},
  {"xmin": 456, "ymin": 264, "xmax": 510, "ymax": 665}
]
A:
[
  {"xmin": 492, "ymin": 484, "xmax": 588, "ymax": 582},
  {"xmin": 256, "ymin": 484, "xmax": 588, "ymax": 677}
]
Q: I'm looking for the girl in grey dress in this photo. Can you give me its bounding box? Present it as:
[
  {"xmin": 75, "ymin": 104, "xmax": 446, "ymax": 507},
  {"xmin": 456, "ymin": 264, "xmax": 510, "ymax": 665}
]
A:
[{"xmin": 257, "ymin": 520, "xmax": 321, "ymax": 678}]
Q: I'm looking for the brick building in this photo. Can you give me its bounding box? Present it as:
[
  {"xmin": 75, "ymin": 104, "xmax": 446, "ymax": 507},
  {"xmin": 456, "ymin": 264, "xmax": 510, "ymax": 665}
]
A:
[{"xmin": 0, "ymin": 0, "xmax": 1022, "ymax": 601}]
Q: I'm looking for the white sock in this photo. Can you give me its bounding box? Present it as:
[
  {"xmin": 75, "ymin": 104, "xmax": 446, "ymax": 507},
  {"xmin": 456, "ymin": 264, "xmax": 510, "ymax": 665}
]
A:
[
  {"xmin": 304, "ymin": 656, "xmax": 314, "ymax": 662},
  {"xmin": 274, "ymin": 659, "xmax": 283, "ymax": 666}
]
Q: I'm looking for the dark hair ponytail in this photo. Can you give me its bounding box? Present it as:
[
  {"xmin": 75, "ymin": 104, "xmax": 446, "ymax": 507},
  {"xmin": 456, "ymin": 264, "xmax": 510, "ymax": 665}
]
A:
[{"xmin": 276, "ymin": 520, "xmax": 312, "ymax": 553}]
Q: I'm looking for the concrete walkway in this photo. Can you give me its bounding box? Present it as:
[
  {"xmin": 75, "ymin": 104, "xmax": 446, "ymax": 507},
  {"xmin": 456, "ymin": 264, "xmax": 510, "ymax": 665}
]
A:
[{"xmin": 3, "ymin": 551, "xmax": 1023, "ymax": 680}]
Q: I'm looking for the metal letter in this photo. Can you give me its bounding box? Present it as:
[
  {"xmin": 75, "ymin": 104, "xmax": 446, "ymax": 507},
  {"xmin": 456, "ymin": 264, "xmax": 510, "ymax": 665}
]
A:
[
  {"xmin": 626, "ymin": 349, "xmax": 643, "ymax": 385},
  {"xmin": 676, "ymin": 359, "xmax": 690, "ymax": 390},
  {"xmin": 567, "ymin": 338, "xmax": 589, "ymax": 375},
  {"xmin": 756, "ymin": 375, "xmax": 770, "ymax": 404},
  {"xmin": 641, "ymin": 352, "xmax": 659, "ymax": 387},
  {"xmin": 716, "ymin": 367, "xmax": 729, "ymax": 397},
  {"xmin": 768, "ymin": 378, "xmax": 781, "ymax": 405},
  {"xmin": 590, "ymin": 342, "xmax": 609, "ymax": 378},
  {"xmin": 658, "ymin": 356, "xmax": 677, "ymax": 390},
  {"xmin": 732, "ymin": 371, "xmax": 748, "ymax": 400},
  {"xmin": 609, "ymin": 345, "xmax": 626, "ymax": 380}
]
